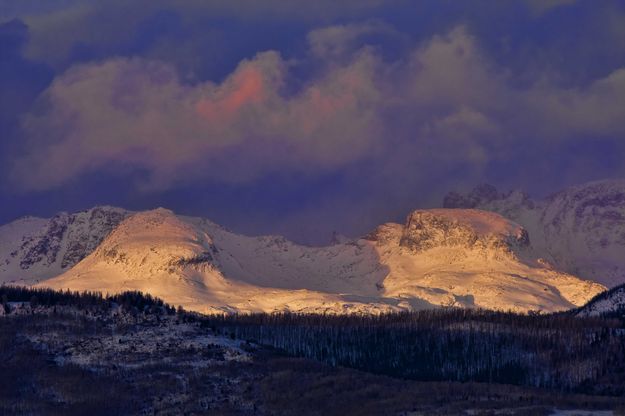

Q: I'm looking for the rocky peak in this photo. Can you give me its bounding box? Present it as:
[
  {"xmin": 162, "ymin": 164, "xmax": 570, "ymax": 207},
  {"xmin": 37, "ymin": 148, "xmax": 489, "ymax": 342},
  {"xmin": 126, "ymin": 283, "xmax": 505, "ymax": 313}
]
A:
[
  {"xmin": 440, "ymin": 179, "xmax": 625, "ymax": 287},
  {"xmin": 92, "ymin": 208, "xmax": 219, "ymax": 275},
  {"xmin": 60, "ymin": 207, "xmax": 129, "ymax": 268},
  {"xmin": 443, "ymin": 184, "xmax": 503, "ymax": 209},
  {"xmin": 545, "ymin": 180, "xmax": 625, "ymax": 227},
  {"xmin": 10, "ymin": 206, "xmax": 130, "ymax": 273},
  {"xmin": 362, "ymin": 223, "xmax": 403, "ymax": 245},
  {"xmin": 399, "ymin": 209, "xmax": 529, "ymax": 255},
  {"xmin": 19, "ymin": 212, "xmax": 71, "ymax": 270}
]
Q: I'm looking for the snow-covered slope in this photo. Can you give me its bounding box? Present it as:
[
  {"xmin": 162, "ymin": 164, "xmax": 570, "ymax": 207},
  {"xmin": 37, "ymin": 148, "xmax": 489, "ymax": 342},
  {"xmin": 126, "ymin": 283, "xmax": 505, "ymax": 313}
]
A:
[
  {"xmin": 0, "ymin": 207, "xmax": 130, "ymax": 285},
  {"xmin": 575, "ymin": 284, "xmax": 625, "ymax": 317},
  {"xmin": 38, "ymin": 208, "xmax": 603, "ymax": 314},
  {"xmin": 366, "ymin": 209, "xmax": 602, "ymax": 312},
  {"xmin": 444, "ymin": 180, "xmax": 625, "ymax": 287}
]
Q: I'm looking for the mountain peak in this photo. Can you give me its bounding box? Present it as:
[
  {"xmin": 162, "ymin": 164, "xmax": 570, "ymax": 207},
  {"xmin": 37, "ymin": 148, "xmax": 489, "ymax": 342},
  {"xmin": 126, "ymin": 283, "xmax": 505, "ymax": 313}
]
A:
[
  {"xmin": 448, "ymin": 179, "xmax": 625, "ymax": 287},
  {"xmin": 443, "ymin": 184, "xmax": 503, "ymax": 209},
  {"xmin": 0, "ymin": 206, "xmax": 131, "ymax": 284},
  {"xmin": 0, "ymin": 203, "xmax": 608, "ymax": 314},
  {"xmin": 399, "ymin": 209, "xmax": 528, "ymax": 254}
]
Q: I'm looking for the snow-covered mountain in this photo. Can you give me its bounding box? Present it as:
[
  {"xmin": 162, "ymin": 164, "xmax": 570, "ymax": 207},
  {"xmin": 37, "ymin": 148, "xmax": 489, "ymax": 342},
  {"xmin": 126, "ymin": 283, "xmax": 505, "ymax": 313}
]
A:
[
  {"xmin": 11, "ymin": 207, "xmax": 601, "ymax": 314},
  {"xmin": 444, "ymin": 180, "xmax": 625, "ymax": 287},
  {"xmin": 575, "ymin": 283, "xmax": 625, "ymax": 317},
  {"xmin": 0, "ymin": 207, "xmax": 130, "ymax": 285}
]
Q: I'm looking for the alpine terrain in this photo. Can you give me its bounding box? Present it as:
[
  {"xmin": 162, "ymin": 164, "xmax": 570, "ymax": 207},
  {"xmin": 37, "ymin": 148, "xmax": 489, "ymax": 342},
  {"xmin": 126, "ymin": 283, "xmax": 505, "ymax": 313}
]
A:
[
  {"xmin": 0, "ymin": 207, "xmax": 130, "ymax": 285},
  {"xmin": 444, "ymin": 179, "xmax": 625, "ymax": 287},
  {"xmin": 0, "ymin": 205, "xmax": 604, "ymax": 314}
]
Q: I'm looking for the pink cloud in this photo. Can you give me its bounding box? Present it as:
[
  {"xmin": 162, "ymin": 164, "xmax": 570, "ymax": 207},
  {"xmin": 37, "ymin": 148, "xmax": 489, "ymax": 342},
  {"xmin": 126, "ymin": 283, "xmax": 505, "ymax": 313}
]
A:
[
  {"xmin": 195, "ymin": 65, "xmax": 269, "ymax": 123},
  {"xmin": 10, "ymin": 26, "xmax": 625, "ymax": 192}
]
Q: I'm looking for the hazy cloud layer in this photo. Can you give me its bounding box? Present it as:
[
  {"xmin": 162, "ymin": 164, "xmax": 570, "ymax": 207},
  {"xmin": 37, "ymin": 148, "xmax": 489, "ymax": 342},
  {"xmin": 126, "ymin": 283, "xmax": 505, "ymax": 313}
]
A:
[
  {"xmin": 13, "ymin": 26, "xmax": 625, "ymax": 192},
  {"xmin": 13, "ymin": 46, "xmax": 381, "ymax": 190},
  {"xmin": 2, "ymin": 0, "xmax": 625, "ymax": 242}
]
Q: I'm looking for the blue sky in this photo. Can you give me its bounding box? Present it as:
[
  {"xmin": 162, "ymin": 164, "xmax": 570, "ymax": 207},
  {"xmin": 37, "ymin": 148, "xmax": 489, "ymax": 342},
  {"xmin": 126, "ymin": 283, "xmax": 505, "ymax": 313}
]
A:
[{"xmin": 1, "ymin": 0, "xmax": 624, "ymax": 243}]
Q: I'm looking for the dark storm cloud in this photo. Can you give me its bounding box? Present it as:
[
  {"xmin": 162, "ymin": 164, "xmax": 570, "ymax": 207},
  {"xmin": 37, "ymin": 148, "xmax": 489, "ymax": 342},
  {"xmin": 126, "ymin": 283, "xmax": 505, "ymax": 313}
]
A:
[
  {"xmin": 0, "ymin": 19, "xmax": 52, "ymax": 178},
  {"xmin": 2, "ymin": 0, "xmax": 625, "ymax": 243},
  {"xmin": 0, "ymin": 19, "xmax": 52, "ymax": 122},
  {"xmin": 11, "ymin": 25, "xmax": 625, "ymax": 188}
]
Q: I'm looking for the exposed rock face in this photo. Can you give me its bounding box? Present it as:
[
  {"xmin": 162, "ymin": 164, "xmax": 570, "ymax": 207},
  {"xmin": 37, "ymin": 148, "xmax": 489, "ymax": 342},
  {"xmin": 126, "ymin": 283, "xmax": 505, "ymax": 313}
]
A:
[
  {"xmin": 0, "ymin": 207, "xmax": 130, "ymax": 284},
  {"xmin": 363, "ymin": 223, "xmax": 403, "ymax": 245},
  {"xmin": 17, "ymin": 207, "xmax": 129, "ymax": 271},
  {"xmin": 61, "ymin": 207, "xmax": 129, "ymax": 268},
  {"xmin": 399, "ymin": 209, "xmax": 529, "ymax": 256},
  {"xmin": 443, "ymin": 184, "xmax": 505, "ymax": 209},
  {"xmin": 444, "ymin": 180, "xmax": 625, "ymax": 287},
  {"xmin": 401, "ymin": 211, "xmax": 479, "ymax": 251},
  {"xmin": 19, "ymin": 213, "xmax": 70, "ymax": 270}
]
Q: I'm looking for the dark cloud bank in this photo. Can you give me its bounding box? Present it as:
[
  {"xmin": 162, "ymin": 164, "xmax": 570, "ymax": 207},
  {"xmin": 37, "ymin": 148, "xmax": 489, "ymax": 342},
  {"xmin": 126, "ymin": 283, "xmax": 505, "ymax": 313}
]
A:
[{"xmin": 1, "ymin": 0, "xmax": 625, "ymax": 244}]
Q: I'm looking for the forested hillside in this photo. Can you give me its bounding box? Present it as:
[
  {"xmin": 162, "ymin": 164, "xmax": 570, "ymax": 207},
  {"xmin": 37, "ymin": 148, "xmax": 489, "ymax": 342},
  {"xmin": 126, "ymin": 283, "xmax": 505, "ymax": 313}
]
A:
[
  {"xmin": 204, "ymin": 309, "xmax": 625, "ymax": 394},
  {"xmin": 2, "ymin": 286, "xmax": 625, "ymax": 414}
]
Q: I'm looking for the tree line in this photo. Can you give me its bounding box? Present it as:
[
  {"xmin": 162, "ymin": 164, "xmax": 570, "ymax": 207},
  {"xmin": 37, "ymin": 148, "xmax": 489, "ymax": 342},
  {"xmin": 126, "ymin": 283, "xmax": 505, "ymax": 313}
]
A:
[
  {"xmin": 201, "ymin": 309, "xmax": 625, "ymax": 394},
  {"xmin": 3, "ymin": 285, "xmax": 625, "ymax": 395},
  {"xmin": 0, "ymin": 285, "xmax": 175, "ymax": 315}
]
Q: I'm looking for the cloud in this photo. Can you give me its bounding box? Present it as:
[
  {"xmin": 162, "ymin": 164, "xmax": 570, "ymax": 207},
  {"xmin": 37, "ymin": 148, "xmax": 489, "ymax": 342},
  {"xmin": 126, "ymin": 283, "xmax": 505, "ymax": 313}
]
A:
[
  {"xmin": 11, "ymin": 47, "xmax": 382, "ymax": 190},
  {"xmin": 3, "ymin": 1, "xmax": 625, "ymax": 245},
  {"xmin": 523, "ymin": 69, "xmax": 625, "ymax": 138},
  {"xmin": 525, "ymin": 0, "xmax": 578, "ymax": 15},
  {"xmin": 0, "ymin": 19, "xmax": 52, "ymax": 186},
  {"xmin": 8, "ymin": 24, "xmax": 625, "ymax": 212},
  {"xmin": 307, "ymin": 21, "xmax": 398, "ymax": 59},
  {"xmin": 15, "ymin": 0, "xmax": 392, "ymax": 70},
  {"xmin": 11, "ymin": 0, "xmax": 625, "ymax": 92},
  {"xmin": 0, "ymin": 19, "xmax": 52, "ymax": 113}
]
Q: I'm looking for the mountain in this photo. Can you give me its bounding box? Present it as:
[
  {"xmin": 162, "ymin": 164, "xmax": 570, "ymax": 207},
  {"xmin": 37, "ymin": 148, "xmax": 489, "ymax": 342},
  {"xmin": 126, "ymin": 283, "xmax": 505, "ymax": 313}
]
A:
[
  {"xmin": 575, "ymin": 283, "xmax": 625, "ymax": 317},
  {"xmin": 18, "ymin": 207, "xmax": 602, "ymax": 314},
  {"xmin": 444, "ymin": 180, "xmax": 625, "ymax": 287},
  {"xmin": 0, "ymin": 206, "xmax": 130, "ymax": 285}
]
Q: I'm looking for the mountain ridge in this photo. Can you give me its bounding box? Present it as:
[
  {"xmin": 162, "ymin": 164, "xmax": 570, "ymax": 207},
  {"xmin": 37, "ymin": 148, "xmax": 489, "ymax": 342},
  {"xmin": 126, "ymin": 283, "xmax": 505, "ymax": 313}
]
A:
[
  {"xmin": 11, "ymin": 206, "xmax": 601, "ymax": 314},
  {"xmin": 0, "ymin": 206, "xmax": 130, "ymax": 285},
  {"xmin": 444, "ymin": 179, "xmax": 625, "ymax": 287},
  {"xmin": 4, "ymin": 180, "xmax": 623, "ymax": 314}
]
